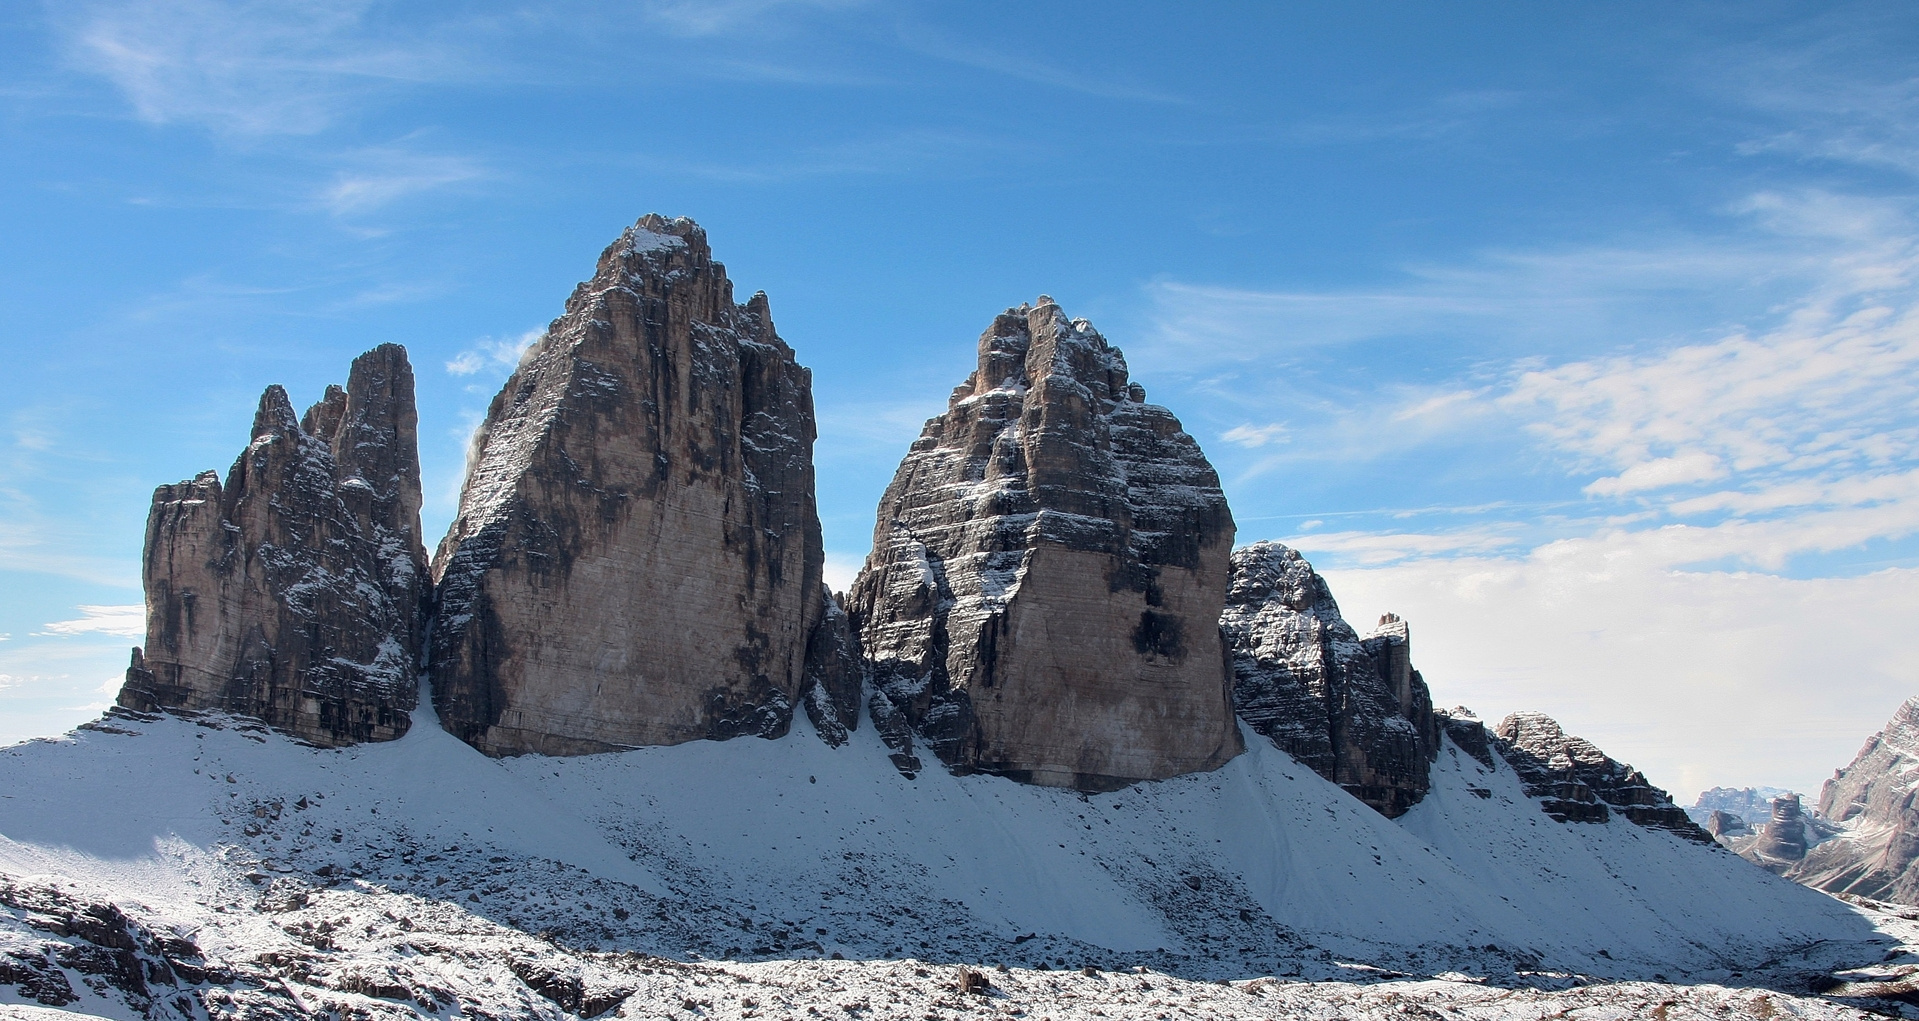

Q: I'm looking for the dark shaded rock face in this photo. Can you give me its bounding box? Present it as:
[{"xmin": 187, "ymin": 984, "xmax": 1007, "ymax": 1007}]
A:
[
  {"xmin": 1781, "ymin": 698, "xmax": 1919, "ymax": 904},
  {"xmin": 1220, "ymin": 541, "xmax": 1438, "ymax": 817},
  {"xmin": 801, "ymin": 588, "xmax": 865, "ymax": 747},
  {"xmin": 430, "ymin": 215, "xmax": 828, "ymax": 757},
  {"xmin": 847, "ymin": 297, "xmax": 1241, "ymax": 791},
  {"xmin": 117, "ymin": 345, "xmax": 428, "ymax": 745},
  {"xmin": 1492, "ymin": 712, "xmax": 1713, "ymax": 843}
]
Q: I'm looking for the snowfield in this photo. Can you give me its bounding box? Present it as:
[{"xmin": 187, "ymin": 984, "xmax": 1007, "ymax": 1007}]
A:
[{"xmin": 1, "ymin": 693, "xmax": 1914, "ymax": 1019}]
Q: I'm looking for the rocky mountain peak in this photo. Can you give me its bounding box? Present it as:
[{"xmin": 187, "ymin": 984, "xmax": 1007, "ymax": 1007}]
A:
[
  {"xmin": 430, "ymin": 214, "xmax": 832, "ymax": 757},
  {"xmin": 850, "ymin": 297, "xmax": 1240, "ymax": 791},
  {"xmin": 1220, "ymin": 540, "xmax": 1438, "ymax": 817},
  {"xmin": 118, "ymin": 345, "xmax": 429, "ymax": 746}
]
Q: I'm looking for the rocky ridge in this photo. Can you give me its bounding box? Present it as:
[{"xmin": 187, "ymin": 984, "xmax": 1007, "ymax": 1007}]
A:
[
  {"xmin": 1487, "ymin": 712, "xmax": 1713, "ymax": 843},
  {"xmin": 1219, "ymin": 541, "xmax": 1438, "ymax": 817},
  {"xmin": 117, "ymin": 344, "xmax": 428, "ymax": 746},
  {"xmin": 429, "ymin": 215, "xmax": 830, "ymax": 757},
  {"xmin": 848, "ymin": 297, "xmax": 1241, "ymax": 791}
]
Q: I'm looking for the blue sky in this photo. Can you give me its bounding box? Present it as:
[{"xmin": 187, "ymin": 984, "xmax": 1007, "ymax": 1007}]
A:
[{"xmin": 3, "ymin": 1, "xmax": 1917, "ymax": 800}]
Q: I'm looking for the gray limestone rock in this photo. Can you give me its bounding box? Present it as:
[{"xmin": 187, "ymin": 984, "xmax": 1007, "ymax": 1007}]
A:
[
  {"xmin": 117, "ymin": 344, "xmax": 429, "ymax": 745},
  {"xmin": 1219, "ymin": 541, "xmax": 1439, "ymax": 817},
  {"xmin": 430, "ymin": 215, "xmax": 827, "ymax": 757},
  {"xmin": 1492, "ymin": 712, "xmax": 1713, "ymax": 842},
  {"xmin": 847, "ymin": 297, "xmax": 1241, "ymax": 791}
]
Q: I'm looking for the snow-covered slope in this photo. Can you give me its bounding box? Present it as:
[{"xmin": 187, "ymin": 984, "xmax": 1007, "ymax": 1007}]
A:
[{"xmin": 0, "ymin": 684, "xmax": 1883, "ymax": 1016}]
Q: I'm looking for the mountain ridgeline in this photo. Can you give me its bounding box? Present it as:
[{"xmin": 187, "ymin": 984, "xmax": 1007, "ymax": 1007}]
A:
[{"xmin": 116, "ymin": 214, "xmax": 1703, "ymax": 836}]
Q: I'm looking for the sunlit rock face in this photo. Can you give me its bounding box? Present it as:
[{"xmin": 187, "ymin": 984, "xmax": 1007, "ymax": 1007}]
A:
[
  {"xmin": 118, "ymin": 344, "xmax": 429, "ymax": 745},
  {"xmin": 848, "ymin": 297, "xmax": 1242, "ymax": 791},
  {"xmin": 430, "ymin": 215, "xmax": 828, "ymax": 757},
  {"xmin": 1220, "ymin": 541, "xmax": 1439, "ymax": 817}
]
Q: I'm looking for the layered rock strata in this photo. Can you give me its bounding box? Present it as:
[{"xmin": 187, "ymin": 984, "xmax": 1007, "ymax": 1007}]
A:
[
  {"xmin": 118, "ymin": 345, "xmax": 429, "ymax": 745},
  {"xmin": 848, "ymin": 297, "xmax": 1241, "ymax": 791},
  {"xmin": 431, "ymin": 215, "xmax": 829, "ymax": 757},
  {"xmin": 1781, "ymin": 698, "xmax": 1919, "ymax": 904},
  {"xmin": 1220, "ymin": 541, "xmax": 1439, "ymax": 817},
  {"xmin": 1492, "ymin": 712, "xmax": 1713, "ymax": 842}
]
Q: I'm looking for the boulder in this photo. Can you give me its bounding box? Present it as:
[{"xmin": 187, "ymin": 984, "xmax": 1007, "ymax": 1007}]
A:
[
  {"xmin": 847, "ymin": 297, "xmax": 1241, "ymax": 791},
  {"xmin": 430, "ymin": 215, "xmax": 829, "ymax": 756},
  {"xmin": 117, "ymin": 345, "xmax": 428, "ymax": 745},
  {"xmin": 1219, "ymin": 541, "xmax": 1439, "ymax": 816}
]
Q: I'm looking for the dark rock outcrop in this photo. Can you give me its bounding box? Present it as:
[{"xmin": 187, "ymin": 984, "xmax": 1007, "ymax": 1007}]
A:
[
  {"xmin": 848, "ymin": 297, "xmax": 1241, "ymax": 791},
  {"xmin": 1781, "ymin": 698, "xmax": 1919, "ymax": 904},
  {"xmin": 1492, "ymin": 712, "xmax": 1713, "ymax": 842},
  {"xmin": 430, "ymin": 215, "xmax": 829, "ymax": 757},
  {"xmin": 1220, "ymin": 541, "xmax": 1439, "ymax": 817},
  {"xmin": 117, "ymin": 345, "xmax": 428, "ymax": 745}
]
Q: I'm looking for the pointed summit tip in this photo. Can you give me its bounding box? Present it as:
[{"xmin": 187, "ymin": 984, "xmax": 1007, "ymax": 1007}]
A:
[{"xmin": 252, "ymin": 384, "xmax": 300, "ymax": 440}]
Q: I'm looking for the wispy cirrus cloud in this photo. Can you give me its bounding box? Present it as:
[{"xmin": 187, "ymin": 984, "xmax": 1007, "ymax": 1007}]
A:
[
  {"xmin": 322, "ymin": 144, "xmax": 490, "ymax": 216},
  {"xmin": 59, "ymin": 0, "xmax": 476, "ymax": 136}
]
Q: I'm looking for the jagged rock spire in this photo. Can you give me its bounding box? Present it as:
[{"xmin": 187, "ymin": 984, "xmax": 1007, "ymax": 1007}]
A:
[
  {"xmin": 848, "ymin": 297, "xmax": 1241, "ymax": 791},
  {"xmin": 118, "ymin": 344, "xmax": 429, "ymax": 745}
]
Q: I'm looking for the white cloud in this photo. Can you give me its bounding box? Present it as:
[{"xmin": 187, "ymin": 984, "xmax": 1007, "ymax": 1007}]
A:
[
  {"xmin": 1221, "ymin": 423, "xmax": 1288, "ymax": 448},
  {"xmin": 1583, "ymin": 453, "xmax": 1726, "ymax": 498},
  {"xmin": 447, "ymin": 329, "xmax": 542, "ymax": 378},
  {"xmin": 40, "ymin": 605, "xmax": 146, "ymax": 639}
]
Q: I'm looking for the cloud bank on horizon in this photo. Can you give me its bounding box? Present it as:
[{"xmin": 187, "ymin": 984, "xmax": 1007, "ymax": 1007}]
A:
[{"xmin": 0, "ymin": 0, "xmax": 1913, "ymax": 802}]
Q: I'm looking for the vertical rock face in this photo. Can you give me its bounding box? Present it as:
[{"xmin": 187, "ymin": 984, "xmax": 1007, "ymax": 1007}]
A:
[
  {"xmin": 848, "ymin": 297, "xmax": 1241, "ymax": 791},
  {"xmin": 1780, "ymin": 698, "xmax": 1919, "ymax": 904},
  {"xmin": 117, "ymin": 345, "xmax": 428, "ymax": 745},
  {"xmin": 1492, "ymin": 712, "xmax": 1712, "ymax": 842},
  {"xmin": 430, "ymin": 215, "xmax": 827, "ymax": 757},
  {"xmin": 1219, "ymin": 541, "xmax": 1439, "ymax": 817}
]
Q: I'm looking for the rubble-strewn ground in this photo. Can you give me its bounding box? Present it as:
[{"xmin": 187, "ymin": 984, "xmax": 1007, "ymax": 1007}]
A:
[
  {"xmin": 2, "ymin": 704, "xmax": 1911, "ymax": 1019},
  {"xmin": 4, "ymin": 871, "xmax": 1918, "ymax": 1021}
]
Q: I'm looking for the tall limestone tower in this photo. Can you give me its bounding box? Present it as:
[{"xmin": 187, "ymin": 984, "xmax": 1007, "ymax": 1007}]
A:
[
  {"xmin": 431, "ymin": 215, "xmax": 834, "ymax": 756},
  {"xmin": 849, "ymin": 297, "xmax": 1242, "ymax": 790}
]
